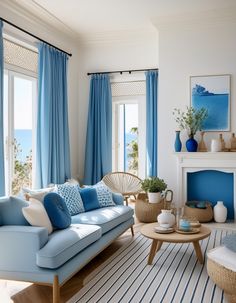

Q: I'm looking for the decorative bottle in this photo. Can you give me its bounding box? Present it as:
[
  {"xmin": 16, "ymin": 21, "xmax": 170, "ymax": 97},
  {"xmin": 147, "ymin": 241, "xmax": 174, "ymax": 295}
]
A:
[
  {"xmin": 213, "ymin": 201, "xmax": 227, "ymax": 223},
  {"xmin": 230, "ymin": 133, "xmax": 236, "ymax": 150},
  {"xmin": 174, "ymin": 130, "xmax": 182, "ymax": 152},
  {"xmin": 198, "ymin": 131, "xmax": 207, "ymax": 152},
  {"xmin": 219, "ymin": 134, "xmax": 225, "ymax": 151}
]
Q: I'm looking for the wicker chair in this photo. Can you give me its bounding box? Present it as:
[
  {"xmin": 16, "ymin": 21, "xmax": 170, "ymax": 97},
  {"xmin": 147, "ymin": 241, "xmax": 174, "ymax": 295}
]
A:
[{"xmin": 102, "ymin": 172, "xmax": 142, "ymax": 206}]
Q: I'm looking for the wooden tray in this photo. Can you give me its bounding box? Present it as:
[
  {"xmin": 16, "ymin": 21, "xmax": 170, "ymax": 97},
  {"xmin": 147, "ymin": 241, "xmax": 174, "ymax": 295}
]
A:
[
  {"xmin": 175, "ymin": 228, "xmax": 200, "ymax": 234},
  {"xmin": 154, "ymin": 226, "xmax": 175, "ymax": 234}
]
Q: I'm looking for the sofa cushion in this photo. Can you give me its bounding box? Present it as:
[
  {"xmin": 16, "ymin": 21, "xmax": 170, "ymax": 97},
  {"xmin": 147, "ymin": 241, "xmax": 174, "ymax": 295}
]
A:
[
  {"xmin": 0, "ymin": 196, "xmax": 29, "ymax": 226},
  {"xmin": 56, "ymin": 183, "xmax": 84, "ymax": 215},
  {"xmin": 23, "ymin": 187, "xmax": 55, "ymax": 202},
  {"xmin": 44, "ymin": 193, "xmax": 71, "ymax": 229},
  {"xmin": 93, "ymin": 182, "xmax": 116, "ymax": 207},
  {"xmin": 36, "ymin": 224, "xmax": 102, "ymax": 269},
  {"xmin": 79, "ymin": 188, "xmax": 100, "ymax": 211},
  {"xmin": 112, "ymin": 193, "xmax": 124, "ymax": 205},
  {"xmin": 71, "ymin": 205, "xmax": 134, "ymax": 234},
  {"xmin": 22, "ymin": 198, "xmax": 53, "ymax": 234}
]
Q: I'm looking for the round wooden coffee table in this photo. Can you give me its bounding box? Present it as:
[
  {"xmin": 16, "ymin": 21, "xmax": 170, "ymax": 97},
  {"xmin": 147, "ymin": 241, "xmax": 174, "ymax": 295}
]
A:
[{"xmin": 141, "ymin": 223, "xmax": 211, "ymax": 265}]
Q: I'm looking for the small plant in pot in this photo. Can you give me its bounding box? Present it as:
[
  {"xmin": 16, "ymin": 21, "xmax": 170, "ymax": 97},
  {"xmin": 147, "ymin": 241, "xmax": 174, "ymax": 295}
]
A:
[{"xmin": 141, "ymin": 177, "xmax": 167, "ymax": 203}]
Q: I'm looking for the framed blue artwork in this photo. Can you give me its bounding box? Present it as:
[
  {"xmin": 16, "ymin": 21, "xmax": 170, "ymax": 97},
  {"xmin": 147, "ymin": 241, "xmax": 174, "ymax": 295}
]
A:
[{"xmin": 190, "ymin": 74, "xmax": 230, "ymax": 131}]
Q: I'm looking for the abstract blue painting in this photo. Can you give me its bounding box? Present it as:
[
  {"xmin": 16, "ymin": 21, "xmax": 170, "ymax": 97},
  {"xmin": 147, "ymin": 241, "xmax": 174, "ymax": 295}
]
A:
[{"xmin": 190, "ymin": 75, "xmax": 230, "ymax": 131}]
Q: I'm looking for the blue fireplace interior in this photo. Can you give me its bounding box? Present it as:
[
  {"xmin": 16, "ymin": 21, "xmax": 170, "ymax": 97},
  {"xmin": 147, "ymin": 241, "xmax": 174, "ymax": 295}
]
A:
[{"xmin": 187, "ymin": 170, "xmax": 234, "ymax": 220}]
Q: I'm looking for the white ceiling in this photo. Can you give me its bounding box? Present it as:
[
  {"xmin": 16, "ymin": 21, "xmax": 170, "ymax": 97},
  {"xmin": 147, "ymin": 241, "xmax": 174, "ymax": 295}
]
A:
[{"xmin": 17, "ymin": 0, "xmax": 236, "ymax": 37}]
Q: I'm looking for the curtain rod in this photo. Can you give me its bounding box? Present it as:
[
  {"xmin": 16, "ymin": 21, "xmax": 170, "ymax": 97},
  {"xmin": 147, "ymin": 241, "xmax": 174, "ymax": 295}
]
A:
[
  {"xmin": 87, "ymin": 68, "xmax": 158, "ymax": 76},
  {"xmin": 0, "ymin": 17, "xmax": 72, "ymax": 57}
]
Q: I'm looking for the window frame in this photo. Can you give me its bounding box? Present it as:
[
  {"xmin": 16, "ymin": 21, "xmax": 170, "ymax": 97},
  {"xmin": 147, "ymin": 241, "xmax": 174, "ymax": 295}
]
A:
[
  {"xmin": 4, "ymin": 65, "xmax": 37, "ymax": 195},
  {"xmin": 112, "ymin": 95, "xmax": 146, "ymax": 179}
]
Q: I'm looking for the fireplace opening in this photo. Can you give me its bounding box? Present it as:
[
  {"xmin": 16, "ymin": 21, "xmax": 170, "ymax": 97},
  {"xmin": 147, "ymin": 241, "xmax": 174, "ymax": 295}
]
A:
[{"xmin": 187, "ymin": 170, "xmax": 234, "ymax": 220}]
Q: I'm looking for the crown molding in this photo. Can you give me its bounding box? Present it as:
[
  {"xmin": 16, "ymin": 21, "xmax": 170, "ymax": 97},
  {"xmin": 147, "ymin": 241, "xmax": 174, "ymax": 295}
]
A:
[
  {"xmin": 78, "ymin": 27, "xmax": 158, "ymax": 47},
  {"xmin": 0, "ymin": 0, "xmax": 79, "ymax": 43},
  {"xmin": 153, "ymin": 7, "xmax": 236, "ymax": 31}
]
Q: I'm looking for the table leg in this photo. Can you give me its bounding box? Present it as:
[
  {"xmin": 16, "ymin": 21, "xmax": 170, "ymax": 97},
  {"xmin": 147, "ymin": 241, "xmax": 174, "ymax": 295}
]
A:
[
  {"xmin": 148, "ymin": 239, "xmax": 158, "ymax": 265},
  {"xmin": 192, "ymin": 241, "xmax": 204, "ymax": 264},
  {"xmin": 156, "ymin": 240, "xmax": 163, "ymax": 253}
]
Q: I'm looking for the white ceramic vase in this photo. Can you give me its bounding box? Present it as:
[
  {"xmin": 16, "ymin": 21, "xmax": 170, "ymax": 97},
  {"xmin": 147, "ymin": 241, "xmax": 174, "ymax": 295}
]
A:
[
  {"xmin": 148, "ymin": 192, "xmax": 161, "ymax": 203},
  {"xmin": 157, "ymin": 209, "xmax": 175, "ymax": 227},
  {"xmin": 211, "ymin": 139, "xmax": 222, "ymax": 152},
  {"xmin": 213, "ymin": 201, "xmax": 227, "ymax": 223}
]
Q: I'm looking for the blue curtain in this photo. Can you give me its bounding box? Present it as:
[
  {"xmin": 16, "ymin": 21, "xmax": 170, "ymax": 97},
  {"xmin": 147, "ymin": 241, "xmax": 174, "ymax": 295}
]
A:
[
  {"xmin": 0, "ymin": 21, "xmax": 5, "ymax": 196},
  {"xmin": 146, "ymin": 70, "xmax": 158, "ymax": 177},
  {"xmin": 36, "ymin": 43, "xmax": 71, "ymax": 188},
  {"xmin": 84, "ymin": 74, "xmax": 112, "ymax": 185}
]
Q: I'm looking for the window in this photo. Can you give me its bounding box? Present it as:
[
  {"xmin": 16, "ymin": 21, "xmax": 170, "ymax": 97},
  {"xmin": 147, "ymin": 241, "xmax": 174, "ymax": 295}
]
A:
[
  {"xmin": 3, "ymin": 70, "xmax": 37, "ymax": 195},
  {"xmin": 112, "ymin": 95, "xmax": 146, "ymax": 179}
]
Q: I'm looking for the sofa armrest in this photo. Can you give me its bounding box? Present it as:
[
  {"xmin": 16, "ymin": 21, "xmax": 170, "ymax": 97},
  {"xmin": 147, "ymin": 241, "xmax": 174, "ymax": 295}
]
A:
[
  {"xmin": 0, "ymin": 226, "xmax": 48, "ymax": 271},
  {"xmin": 112, "ymin": 193, "xmax": 124, "ymax": 205}
]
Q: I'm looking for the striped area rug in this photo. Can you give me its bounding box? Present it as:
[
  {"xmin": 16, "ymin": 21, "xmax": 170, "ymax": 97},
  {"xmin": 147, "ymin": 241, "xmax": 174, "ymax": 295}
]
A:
[{"xmin": 68, "ymin": 228, "xmax": 234, "ymax": 303}]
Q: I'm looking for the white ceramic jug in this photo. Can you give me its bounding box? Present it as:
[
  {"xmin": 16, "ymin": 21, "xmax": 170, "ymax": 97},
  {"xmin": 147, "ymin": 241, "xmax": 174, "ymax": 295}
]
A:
[
  {"xmin": 213, "ymin": 201, "xmax": 227, "ymax": 223},
  {"xmin": 211, "ymin": 139, "xmax": 222, "ymax": 152},
  {"xmin": 157, "ymin": 209, "xmax": 175, "ymax": 227}
]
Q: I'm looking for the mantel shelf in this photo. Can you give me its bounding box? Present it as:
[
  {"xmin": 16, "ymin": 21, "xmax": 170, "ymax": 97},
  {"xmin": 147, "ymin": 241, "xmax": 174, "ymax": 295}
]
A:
[{"xmin": 174, "ymin": 152, "xmax": 236, "ymax": 160}]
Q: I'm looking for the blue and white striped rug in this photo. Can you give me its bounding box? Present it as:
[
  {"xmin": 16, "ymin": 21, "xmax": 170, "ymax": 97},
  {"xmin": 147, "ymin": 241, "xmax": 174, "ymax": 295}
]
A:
[{"xmin": 68, "ymin": 228, "xmax": 234, "ymax": 303}]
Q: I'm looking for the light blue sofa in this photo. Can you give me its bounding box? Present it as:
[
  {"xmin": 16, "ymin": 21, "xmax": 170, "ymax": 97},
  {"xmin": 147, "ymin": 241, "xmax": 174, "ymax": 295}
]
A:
[{"xmin": 0, "ymin": 195, "xmax": 134, "ymax": 303}]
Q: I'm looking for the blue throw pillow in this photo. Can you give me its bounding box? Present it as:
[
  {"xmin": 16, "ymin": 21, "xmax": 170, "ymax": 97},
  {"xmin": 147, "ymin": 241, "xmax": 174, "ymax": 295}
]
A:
[
  {"xmin": 92, "ymin": 182, "xmax": 116, "ymax": 208},
  {"xmin": 222, "ymin": 234, "xmax": 236, "ymax": 252},
  {"xmin": 44, "ymin": 193, "xmax": 71, "ymax": 229},
  {"xmin": 56, "ymin": 183, "xmax": 84, "ymax": 215},
  {"xmin": 79, "ymin": 188, "xmax": 100, "ymax": 211}
]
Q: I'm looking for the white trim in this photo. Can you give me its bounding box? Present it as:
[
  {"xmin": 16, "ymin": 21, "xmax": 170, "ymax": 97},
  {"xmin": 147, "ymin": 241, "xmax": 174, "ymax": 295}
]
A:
[{"xmin": 175, "ymin": 152, "xmax": 236, "ymax": 221}]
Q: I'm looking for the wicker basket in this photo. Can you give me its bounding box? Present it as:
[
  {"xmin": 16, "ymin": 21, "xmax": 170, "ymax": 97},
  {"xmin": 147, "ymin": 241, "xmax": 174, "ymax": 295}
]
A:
[
  {"xmin": 135, "ymin": 198, "xmax": 164, "ymax": 223},
  {"xmin": 184, "ymin": 202, "xmax": 213, "ymax": 223},
  {"xmin": 207, "ymin": 258, "xmax": 236, "ymax": 302}
]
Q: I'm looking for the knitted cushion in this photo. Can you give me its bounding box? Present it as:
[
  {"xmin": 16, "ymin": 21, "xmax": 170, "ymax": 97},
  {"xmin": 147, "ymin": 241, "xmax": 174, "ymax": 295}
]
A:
[
  {"xmin": 92, "ymin": 181, "xmax": 116, "ymax": 208},
  {"xmin": 56, "ymin": 183, "xmax": 84, "ymax": 216}
]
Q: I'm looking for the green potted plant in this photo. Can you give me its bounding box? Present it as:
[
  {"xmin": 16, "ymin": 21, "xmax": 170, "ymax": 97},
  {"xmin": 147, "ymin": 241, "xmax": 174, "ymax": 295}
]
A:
[
  {"xmin": 141, "ymin": 177, "xmax": 167, "ymax": 203},
  {"xmin": 173, "ymin": 106, "xmax": 208, "ymax": 152}
]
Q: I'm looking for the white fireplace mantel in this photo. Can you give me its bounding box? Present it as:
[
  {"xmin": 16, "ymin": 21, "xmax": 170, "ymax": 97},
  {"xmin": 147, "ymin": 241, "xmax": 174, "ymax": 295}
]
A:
[{"xmin": 174, "ymin": 152, "xmax": 236, "ymax": 221}]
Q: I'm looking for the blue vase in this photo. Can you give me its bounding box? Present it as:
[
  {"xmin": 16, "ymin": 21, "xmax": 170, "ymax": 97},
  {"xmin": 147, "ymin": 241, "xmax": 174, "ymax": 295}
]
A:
[
  {"xmin": 186, "ymin": 135, "xmax": 198, "ymax": 152},
  {"xmin": 174, "ymin": 131, "xmax": 182, "ymax": 152}
]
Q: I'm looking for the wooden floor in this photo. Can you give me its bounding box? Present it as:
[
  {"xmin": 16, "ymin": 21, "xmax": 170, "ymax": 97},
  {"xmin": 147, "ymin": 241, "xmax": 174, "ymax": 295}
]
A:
[{"xmin": 0, "ymin": 202, "xmax": 235, "ymax": 303}]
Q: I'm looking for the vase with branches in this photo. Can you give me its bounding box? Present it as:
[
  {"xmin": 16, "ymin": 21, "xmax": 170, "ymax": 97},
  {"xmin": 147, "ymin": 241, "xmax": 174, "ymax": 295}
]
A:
[{"xmin": 173, "ymin": 106, "xmax": 208, "ymax": 152}]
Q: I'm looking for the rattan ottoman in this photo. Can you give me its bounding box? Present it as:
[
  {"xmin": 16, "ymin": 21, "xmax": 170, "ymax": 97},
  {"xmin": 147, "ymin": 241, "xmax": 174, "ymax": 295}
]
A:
[{"xmin": 207, "ymin": 246, "xmax": 236, "ymax": 303}]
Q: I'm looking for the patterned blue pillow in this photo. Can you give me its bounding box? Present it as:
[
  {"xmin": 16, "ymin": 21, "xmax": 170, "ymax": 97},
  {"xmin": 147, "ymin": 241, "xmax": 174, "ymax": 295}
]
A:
[
  {"xmin": 222, "ymin": 234, "xmax": 236, "ymax": 252},
  {"xmin": 56, "ymin": 183, "xmax": 84, "ymax": 216},
  {"xmin": 92, "ymin": 181, "xmax": 116, "ymax": 208}
]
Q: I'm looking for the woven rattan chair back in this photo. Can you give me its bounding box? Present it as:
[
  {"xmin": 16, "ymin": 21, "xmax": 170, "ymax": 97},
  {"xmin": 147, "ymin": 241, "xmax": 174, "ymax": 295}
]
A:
[{"xmin": 102, "ymin": 172, "xmax": 142, "ymax": 205}]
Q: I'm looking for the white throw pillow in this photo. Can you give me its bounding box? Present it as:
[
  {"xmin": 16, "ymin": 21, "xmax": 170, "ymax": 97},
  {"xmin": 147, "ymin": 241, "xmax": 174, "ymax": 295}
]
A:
[
  {"xmin": 22, "ymin": 198, "xmax": 53, "ymax": 234},
  {"xmin": 23, "ymin": 187, "xmax": 55, "ymax": 202}
]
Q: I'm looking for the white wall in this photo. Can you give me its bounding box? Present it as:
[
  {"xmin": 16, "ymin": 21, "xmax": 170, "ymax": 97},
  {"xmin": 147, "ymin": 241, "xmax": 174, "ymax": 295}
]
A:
[
  {"xmin": 0, "ymin": 2, "xmax": 80, "ymax": 179},
  {"xmin": 77, "ymin": 34, "xmax": 159, "ymax": 181},
  {"xmin": 158, "ymin": 18, "xmax": 236, "ymax": 204}
]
